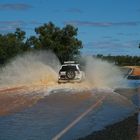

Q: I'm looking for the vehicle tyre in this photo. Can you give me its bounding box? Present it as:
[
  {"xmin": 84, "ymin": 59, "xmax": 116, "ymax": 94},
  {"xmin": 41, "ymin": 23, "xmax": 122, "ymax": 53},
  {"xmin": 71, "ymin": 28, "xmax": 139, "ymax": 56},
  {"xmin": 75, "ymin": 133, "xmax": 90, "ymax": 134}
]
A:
[{"xmin": 66, "ymin": 70, "xmax": 75, "ymax": 80}]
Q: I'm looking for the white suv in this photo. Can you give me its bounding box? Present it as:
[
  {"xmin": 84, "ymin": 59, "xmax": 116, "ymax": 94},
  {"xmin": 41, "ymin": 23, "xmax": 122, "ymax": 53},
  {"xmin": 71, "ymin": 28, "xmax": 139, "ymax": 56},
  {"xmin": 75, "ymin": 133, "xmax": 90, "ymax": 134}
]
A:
[{"xmin": 58, "ymin": 61, "xmax": 85, "ymax": 83}]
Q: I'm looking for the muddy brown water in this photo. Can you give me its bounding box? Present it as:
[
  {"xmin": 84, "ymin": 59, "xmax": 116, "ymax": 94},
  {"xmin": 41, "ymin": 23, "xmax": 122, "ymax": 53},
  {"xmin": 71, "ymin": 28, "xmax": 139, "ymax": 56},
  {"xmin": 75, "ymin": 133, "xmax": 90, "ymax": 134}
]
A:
[{"xmin": 0, "ymin": 85, "xmax": 137, "ymax": 140}]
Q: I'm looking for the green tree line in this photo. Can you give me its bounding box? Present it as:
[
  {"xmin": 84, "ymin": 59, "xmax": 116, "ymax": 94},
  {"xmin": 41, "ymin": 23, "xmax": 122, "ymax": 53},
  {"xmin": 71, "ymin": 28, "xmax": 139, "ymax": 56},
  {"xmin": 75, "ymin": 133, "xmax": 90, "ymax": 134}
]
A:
[{"xmin": 96, "ymin": 54, "xmax": 140, "ymax": 66}]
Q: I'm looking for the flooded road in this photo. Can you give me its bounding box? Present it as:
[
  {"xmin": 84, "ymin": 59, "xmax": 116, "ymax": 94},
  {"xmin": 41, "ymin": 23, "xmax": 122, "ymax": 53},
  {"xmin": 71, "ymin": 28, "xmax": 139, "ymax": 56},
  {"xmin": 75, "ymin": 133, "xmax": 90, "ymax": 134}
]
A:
[
  {"xmin": 0, "ymin": 52, "xmax": 139, "ymax": 139},
  {"xmin": 0, "ymin": 85, "xmax": 137, "ymax": 140}
]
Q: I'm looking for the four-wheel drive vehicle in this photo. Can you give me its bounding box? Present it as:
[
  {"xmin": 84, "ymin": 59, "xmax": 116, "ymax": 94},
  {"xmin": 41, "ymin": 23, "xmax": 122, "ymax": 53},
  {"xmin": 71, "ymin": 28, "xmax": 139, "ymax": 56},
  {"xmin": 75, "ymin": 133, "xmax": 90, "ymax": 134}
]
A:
[{"xmin": 58, "ymin": 61, "xmax": 85, "ymax": 83}]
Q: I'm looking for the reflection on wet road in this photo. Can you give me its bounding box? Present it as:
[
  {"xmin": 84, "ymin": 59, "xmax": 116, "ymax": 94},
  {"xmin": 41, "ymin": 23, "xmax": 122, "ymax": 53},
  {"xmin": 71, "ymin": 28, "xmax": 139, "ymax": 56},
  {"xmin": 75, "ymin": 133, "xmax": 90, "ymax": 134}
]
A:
[{"xmin": 0, "ymin": 87, "xmax": 136, "ymax": 140}]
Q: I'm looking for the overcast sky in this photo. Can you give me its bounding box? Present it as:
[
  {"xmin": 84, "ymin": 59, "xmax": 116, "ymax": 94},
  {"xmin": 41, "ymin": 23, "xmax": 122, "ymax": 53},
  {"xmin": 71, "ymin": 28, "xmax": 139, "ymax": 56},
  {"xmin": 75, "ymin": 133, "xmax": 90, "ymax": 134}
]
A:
[{"xmin": 0, "ymin": 0, "xmax": 140, "ymax": 56}]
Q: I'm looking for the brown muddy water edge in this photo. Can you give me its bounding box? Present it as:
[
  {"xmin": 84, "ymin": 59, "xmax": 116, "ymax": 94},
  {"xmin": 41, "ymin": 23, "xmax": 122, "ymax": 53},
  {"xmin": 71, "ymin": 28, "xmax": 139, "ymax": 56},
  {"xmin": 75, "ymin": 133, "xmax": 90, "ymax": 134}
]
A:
[
  {"xmin": 0, "ymin": 86, "xmax": 139, "ymax": 139},
  {"xmin": 0, "ymin": 86, "xmax": 41, "ymax": 116}
]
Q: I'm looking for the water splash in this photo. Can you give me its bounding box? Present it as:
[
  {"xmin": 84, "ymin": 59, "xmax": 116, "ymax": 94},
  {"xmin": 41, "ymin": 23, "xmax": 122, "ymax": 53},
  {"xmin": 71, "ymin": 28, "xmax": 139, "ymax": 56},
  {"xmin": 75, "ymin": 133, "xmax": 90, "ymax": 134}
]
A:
[
  {"xmin": 0, "ymin": 51, "xmax": 129, "ymax": 90},
  {"xmin": 84, "ymin": 56, "xmax": 128, "ymax": 89},
  {"xmin": 0, "ymin": 51, "xmax": 60, "ymax": 88}
]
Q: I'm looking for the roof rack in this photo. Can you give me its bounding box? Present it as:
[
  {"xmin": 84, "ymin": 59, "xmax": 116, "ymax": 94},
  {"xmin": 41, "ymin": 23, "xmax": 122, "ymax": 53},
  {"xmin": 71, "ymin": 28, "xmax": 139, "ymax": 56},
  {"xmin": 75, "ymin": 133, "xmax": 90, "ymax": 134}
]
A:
[{"xmin": 64, "ymin": 61, "xmax": 76, "ymax": 64}]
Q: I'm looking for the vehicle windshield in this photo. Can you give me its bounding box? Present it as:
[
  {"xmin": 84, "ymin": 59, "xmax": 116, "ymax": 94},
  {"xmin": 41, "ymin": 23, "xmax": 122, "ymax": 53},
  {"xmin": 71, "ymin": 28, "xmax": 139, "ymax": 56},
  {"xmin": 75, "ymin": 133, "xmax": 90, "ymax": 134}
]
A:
[{"xmin": 60, "ymin": 65, "xmax": 77, "ymax": 71}]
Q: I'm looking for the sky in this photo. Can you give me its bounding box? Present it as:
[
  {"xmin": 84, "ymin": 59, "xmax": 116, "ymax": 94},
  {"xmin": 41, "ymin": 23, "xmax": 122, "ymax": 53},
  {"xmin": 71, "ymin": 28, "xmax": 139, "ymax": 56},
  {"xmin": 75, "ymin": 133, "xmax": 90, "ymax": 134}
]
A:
[{"xmin": 0, "ymin": 0, "xmax": 140, "ymax": 56}]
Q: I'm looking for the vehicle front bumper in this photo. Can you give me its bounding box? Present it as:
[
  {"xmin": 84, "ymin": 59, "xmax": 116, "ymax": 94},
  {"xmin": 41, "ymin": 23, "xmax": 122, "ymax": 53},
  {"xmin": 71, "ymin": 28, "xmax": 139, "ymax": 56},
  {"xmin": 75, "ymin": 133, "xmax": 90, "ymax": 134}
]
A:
[{"xmin": 58, "ymin": 78, "xmax": 82, "ymax": 83}]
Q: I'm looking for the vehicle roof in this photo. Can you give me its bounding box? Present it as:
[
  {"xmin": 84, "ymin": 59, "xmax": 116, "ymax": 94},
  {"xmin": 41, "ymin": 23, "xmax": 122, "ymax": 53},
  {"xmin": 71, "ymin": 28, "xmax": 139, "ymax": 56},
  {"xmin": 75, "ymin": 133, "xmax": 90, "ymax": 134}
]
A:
[{"xmin": 61, "ymin": 64, "xmax": 79, "ymax": 66}]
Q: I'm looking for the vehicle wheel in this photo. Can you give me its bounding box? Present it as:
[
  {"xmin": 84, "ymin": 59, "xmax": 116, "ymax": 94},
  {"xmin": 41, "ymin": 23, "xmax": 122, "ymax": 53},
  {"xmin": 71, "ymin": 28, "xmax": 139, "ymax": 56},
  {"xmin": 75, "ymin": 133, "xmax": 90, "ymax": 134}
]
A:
[{"xmin": 66, "ymin": 70, "xmax": 75, "ymax": 80}]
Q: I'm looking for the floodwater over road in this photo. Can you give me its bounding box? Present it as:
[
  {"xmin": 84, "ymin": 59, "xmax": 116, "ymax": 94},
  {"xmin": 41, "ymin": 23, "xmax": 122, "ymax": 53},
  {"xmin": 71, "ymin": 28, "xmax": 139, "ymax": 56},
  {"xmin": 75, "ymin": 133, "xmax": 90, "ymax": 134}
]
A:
[
  {"xmin": 0, "ymin": 52, "xmax": 139, "ymax": 139},
  {"xmin": 0, "ymin": 82, "xmax": 138, "ymax": 140}
]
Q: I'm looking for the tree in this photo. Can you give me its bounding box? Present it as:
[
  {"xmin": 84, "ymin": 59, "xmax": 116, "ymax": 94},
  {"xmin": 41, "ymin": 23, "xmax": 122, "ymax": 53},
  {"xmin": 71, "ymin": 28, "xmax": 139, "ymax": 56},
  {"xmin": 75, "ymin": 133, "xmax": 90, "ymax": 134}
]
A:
[
  {"xmin": 29, "ymin": 22, "xmax": 83, "ymax": 62},
  {"xmin": 0, "ymin": 28, "xmax": 29, "ymax": 64},
  {"xmin": 95, "ymin": 54, "xmax": 140, "ymax": 66},
  {"xmin": 0, "ymin": 23, "xmax": 83, "ymax": 64}
]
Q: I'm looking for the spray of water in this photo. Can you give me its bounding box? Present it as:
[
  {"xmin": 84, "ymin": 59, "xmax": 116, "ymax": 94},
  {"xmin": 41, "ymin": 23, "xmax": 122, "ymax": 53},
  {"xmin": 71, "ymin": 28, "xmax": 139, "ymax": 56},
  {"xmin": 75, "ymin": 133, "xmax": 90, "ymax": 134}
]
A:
[
  {"xmin": 0, "ymin": 51, "xmax": 60, "ymax": 88},
  {"xmin": 84, "ymin": 56, "xmax": 127, "ymax": 89},
  {"xmin": 0, "ymin": 52, "xmax": 128, "ymax": 90},
  {"xmin": 0, "ymin": 52, "xmax": 135, "ymax": 121}
]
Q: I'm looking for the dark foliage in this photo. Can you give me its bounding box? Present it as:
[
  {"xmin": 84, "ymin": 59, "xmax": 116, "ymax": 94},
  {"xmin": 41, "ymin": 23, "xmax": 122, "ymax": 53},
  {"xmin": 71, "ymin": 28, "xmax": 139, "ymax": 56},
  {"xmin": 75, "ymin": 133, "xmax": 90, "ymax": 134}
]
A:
[
  {"xmin": 96, "ymin": 54, "xmax": 140, "ymax": 66},
  {"xmin": 27, "ymin": 22, "xmax": 82, "ymax": 63},
  {"xmin": 0, "ymin": 28, "xmax": 30, "ymax": 64},
  {"xmin": 0, "ymin": 22, "xmax": 82, "ymax": 64}
]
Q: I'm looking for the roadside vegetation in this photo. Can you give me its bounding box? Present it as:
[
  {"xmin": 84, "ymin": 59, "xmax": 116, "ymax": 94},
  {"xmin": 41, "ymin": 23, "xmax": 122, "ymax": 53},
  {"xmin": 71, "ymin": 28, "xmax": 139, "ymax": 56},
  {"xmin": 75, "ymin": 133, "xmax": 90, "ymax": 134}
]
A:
[
  {"xmin": 96, "ymin": 54, "xmax": 140, "ymax": 66},
  {"xmin": 0, "ymin": 22, "xmax": 82, "ymax": 64},
  {"xmin": 0, "ymin": 21, "xmax": 139, "ymax": 65}
]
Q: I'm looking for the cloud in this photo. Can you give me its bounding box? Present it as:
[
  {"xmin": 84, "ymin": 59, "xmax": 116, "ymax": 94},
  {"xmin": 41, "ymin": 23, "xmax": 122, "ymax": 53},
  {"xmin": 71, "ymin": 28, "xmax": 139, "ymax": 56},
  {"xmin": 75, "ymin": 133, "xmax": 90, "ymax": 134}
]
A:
[
  {"xmin": 53, "ymin": 8, "xmax": 83, "ymax": 14},
  {"xmin": 102, "ymin": 36, "xmax": 120, "ymax": 42},
  {"xmin": 0, "ymin": 20, "xmax": 44, "ymax": 34},
  {"xmin": 82, "ymin": 40, "xmax": 139, "ymax": 56},
  {"xmin": 82, "ymin": 40, "xmax": 140, "ymax": 56},
  {"xmin": 0, "ymin": 21, "xmax": 26, "ymax": 25},
  {"xmin": 102, "ymin": 36, "xmax": 112, "ymax": 39},
  {"xmin": 64, "ymin": 20, "xmax": 140, "ymax": 27},
  {"xmin": 84, "ymin": 39, "xmax": 139, "ymax": 50},
  {"xmin": 0, "ymin": 3, "xmax": 32, "ymax": 11},
  {"xmin": 117, "ymin": 32, "xmax": 139, "ymax": 36},
  {"xmin": 84, "ymin": 41, "xmax": 116, "ymax": 48},
  {"xmin": 30, "ymin": 21, "xmax": 42, "ymax": 25},
  {"xmin": 84, "ymin": 38, "xmax": 138, "ymax": 54},
  {"xmin": 110, "ymin": 39, "xmax": 120, "ymax": 42},
  {"xmin": 0, "ymin": 20, "xmax": 41, "ymax": 33},
  {"xmin": 65, "ymin": 8, "xmax": 83, "ymax": 14},
  {"xmin": 117, "ymin": 33, "xmax": 125, "ymax": 36},
  {"xmin": 0, "ymin": 21, "xmax": 26, "ymax": 31}
]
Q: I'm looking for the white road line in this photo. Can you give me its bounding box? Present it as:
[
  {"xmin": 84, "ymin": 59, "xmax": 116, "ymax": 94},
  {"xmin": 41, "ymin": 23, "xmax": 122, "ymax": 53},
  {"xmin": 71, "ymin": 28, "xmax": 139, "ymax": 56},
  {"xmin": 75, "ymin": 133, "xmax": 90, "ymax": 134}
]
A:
[{"xmin": 52, "ymin": 95, "xmax": 107, "ymax": 140}]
